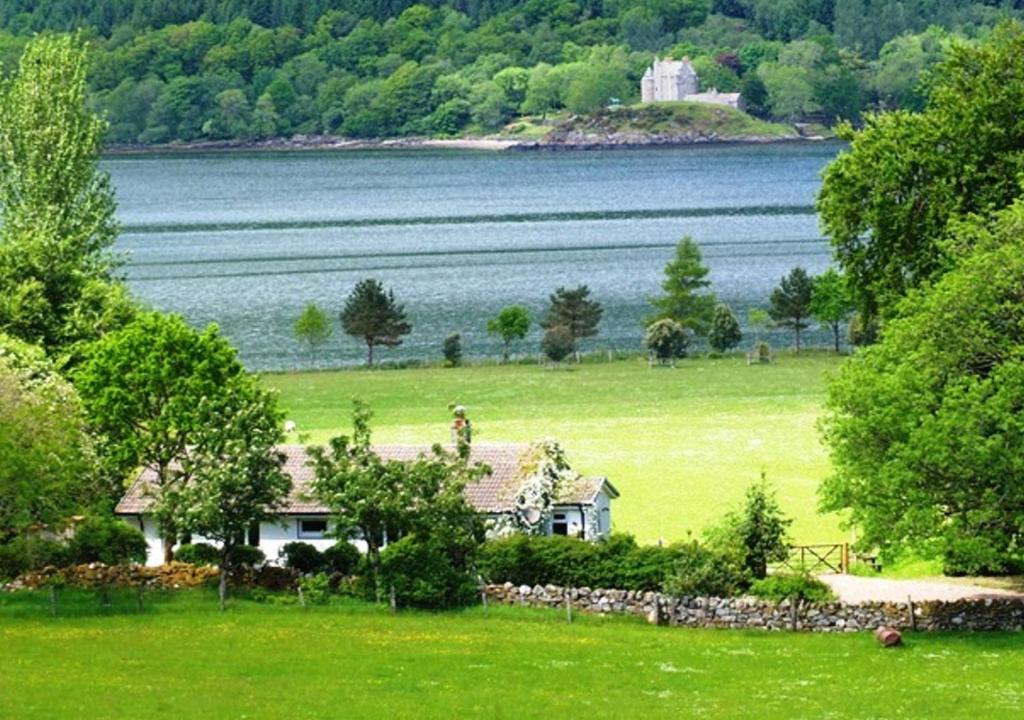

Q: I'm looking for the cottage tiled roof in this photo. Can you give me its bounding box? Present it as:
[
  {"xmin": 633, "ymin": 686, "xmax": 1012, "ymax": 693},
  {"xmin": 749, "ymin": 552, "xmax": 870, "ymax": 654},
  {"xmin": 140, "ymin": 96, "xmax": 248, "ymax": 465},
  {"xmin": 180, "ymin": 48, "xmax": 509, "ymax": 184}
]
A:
[{"xmin": 115, "ymin": 444, "xmax": 615, "ymax": 516}]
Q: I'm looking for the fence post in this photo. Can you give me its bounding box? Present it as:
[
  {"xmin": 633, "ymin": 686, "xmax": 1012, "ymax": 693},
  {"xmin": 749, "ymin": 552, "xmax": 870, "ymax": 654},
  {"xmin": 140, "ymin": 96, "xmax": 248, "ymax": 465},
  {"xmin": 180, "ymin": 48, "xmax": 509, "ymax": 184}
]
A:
[
  {"xmin": 841, "ymin": 543, "xmax": 850, "ymax": 574},
  {"xmin": 564, "ymin": 589, "xmax": 573, "ymax": 624}
]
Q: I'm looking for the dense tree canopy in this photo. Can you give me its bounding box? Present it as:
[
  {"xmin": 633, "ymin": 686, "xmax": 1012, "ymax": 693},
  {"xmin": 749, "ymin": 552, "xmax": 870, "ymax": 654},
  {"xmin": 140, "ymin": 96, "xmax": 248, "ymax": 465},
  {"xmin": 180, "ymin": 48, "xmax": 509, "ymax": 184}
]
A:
[
  {"xmin": 73, "ymin": 312, "xmax": 274, "ymax": 560},
  {"xmin": 0, "ymin": 2, "xmax": 1015, "ymax": 144},
  {"xmin": 818, "ymin": 22, "xmax": 1024, "ymax": 320},
  {"xmin": 0, "ymin": 335, "xmax": 96, "ymax": 541},
  {"xmin": 820, "ymin": 200, "xmax": 1024, "ymax": 574}
]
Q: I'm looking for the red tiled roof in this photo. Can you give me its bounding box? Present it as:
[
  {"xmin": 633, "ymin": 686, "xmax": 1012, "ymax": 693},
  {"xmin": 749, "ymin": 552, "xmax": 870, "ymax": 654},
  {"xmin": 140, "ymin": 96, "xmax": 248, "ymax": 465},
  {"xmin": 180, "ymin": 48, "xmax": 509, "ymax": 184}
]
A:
[{"xmin": 115, "ymin": 444, "xmax": 614, "ymax": 516}]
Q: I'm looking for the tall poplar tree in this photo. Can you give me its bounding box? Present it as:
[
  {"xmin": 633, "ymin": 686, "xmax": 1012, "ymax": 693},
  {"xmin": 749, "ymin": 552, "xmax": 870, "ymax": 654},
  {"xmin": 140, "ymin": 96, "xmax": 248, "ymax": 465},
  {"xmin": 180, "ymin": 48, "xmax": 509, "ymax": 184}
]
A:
[{"xmin": 0, "ymin": 35, "xmax": 135, "ymax": 355}]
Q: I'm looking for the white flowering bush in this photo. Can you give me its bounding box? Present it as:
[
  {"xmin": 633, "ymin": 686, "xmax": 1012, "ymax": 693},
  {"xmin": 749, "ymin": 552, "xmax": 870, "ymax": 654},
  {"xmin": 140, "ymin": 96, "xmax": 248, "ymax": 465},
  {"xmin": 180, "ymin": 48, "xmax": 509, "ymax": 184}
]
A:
[{"xmin": 486, "ymin": 440, "xmax": 579, "ymax": 539}]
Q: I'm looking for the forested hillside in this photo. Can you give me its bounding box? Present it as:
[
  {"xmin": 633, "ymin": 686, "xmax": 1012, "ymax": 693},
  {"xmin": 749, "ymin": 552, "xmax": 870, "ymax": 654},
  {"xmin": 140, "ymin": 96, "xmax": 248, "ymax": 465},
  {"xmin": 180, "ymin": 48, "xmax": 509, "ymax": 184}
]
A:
[{"xmin": 0, "ymin": 0, "xmax": 1019, "ymax": 144}]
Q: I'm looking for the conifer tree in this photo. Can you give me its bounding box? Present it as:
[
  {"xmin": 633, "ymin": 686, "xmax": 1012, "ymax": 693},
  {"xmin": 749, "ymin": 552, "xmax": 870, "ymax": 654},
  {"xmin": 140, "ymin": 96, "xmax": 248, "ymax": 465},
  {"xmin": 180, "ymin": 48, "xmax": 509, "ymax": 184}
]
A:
[{"xmin": 341, "ymin": 279, "xmax": 411, "ymax": 366}]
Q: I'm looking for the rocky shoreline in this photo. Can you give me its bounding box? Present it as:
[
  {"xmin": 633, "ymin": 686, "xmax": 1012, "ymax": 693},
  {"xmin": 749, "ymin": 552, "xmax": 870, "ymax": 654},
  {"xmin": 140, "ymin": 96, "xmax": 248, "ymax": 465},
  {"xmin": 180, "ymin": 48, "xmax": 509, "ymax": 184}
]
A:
[{"xmin": 105, "ymin": 130, "xmax": 826, "ymax": 155}]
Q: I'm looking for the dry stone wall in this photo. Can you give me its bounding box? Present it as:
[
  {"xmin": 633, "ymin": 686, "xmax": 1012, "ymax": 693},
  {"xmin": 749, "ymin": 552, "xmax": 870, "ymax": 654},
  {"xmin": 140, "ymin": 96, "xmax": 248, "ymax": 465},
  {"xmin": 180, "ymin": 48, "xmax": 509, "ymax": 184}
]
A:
[{"xmin": 484, "ymin": 583, "xmax": 1024, "ymax": 632}]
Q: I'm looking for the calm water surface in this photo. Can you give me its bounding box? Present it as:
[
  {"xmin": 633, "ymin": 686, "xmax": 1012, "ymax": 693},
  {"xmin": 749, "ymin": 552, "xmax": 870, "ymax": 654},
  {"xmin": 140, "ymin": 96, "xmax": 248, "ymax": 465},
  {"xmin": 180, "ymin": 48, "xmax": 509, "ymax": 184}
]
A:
[{"xmin": 107, "ymin": 142, "xmax": 843, "ymax": 370}]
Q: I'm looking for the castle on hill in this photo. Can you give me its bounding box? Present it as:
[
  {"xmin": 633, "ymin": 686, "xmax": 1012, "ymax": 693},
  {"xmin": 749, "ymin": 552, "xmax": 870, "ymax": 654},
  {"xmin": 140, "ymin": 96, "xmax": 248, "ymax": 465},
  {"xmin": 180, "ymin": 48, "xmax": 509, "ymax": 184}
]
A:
[{"xmin": 641, "ymin": 58, "xmax": 742, "ymax": 110}]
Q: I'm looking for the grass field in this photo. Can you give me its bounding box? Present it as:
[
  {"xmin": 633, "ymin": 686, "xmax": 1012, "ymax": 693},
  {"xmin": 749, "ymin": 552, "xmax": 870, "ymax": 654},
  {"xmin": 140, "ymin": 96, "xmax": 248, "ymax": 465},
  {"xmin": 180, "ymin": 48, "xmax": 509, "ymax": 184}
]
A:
[
  {"xmin": 1, "ymin": 589, "xmax": 1022, "ymax": 719},
  {"xmin": 265, "ymin": 353, "xmax": 844, "ymax": 545}
]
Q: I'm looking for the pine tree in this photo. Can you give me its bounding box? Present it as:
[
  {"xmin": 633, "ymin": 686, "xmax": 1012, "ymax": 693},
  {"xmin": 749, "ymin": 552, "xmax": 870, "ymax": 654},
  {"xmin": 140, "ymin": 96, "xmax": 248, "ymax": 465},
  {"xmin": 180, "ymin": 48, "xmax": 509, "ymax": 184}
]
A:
[
  {"xmin": 769, "ymin": 267, "xmax": 815, "ymax": 352},
  {"xmin": 340, "ymin": 279, "xmax": 411, "ymax": 366},
  {"xmin": 541, "ymin": 286, "xmax": 602, "ymax": 344}
]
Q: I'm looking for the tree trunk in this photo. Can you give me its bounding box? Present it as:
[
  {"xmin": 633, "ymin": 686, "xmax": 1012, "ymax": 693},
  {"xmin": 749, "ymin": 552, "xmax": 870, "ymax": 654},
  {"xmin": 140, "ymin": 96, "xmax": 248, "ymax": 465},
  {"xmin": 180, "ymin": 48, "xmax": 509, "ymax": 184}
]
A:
[
  {"xmin": 163, "ymin": 533, "xmax": 175, "ymax": 564},
  {"xmin": 367, "ymin": 341, "xmax": 374, "ymax": 367},
  {"xmin": 367, "ymin": 541, "xmax": 382, "ymax": 603},
  {"xmin": 833, "ymin": 323, "xmax": 841, "ymax": 353},
  {"xmin": 795, "ymin": 319, "xmax": 802, "ymax": 353},
  {"xmin": 502, "ymin": 342, "xmax": 509, "ymax": 363},
  {"xmin": 219, "ymin": 549, "xmax": 230, "ymax": 611}
]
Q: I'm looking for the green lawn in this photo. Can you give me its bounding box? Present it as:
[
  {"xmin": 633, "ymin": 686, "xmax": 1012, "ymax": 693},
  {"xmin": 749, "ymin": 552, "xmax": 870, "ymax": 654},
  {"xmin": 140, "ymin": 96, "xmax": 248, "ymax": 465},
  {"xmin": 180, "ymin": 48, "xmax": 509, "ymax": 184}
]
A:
[
  {"xmin": 264, "ymin": 353, "xmax": 844, "ymax": 545},
  {"xmin": 1, "ymin": 590, "xmax": 1022, "ymax": 719}
]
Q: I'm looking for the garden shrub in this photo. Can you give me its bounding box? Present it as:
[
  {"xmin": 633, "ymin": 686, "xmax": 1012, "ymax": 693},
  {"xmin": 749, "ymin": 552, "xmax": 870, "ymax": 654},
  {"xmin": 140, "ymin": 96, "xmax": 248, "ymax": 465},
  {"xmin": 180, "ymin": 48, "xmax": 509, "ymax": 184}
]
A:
[
  {"xmin": 662, "ymin": 541, "xmax": 748, "ymax": 597},
  {"xmin": 477, "ymin": 534, "xmax": 679, "ymax": 591},
  {"xmin": 323, "ymin": 541, "xmax": 362, "ymax": 575},
  {"xmin": 0, "ymin": 536, "xmax": 67, "ymax": 579},
  {"xmin": 298, "ymin": 572, "xmax": 332, "ymax": 605},
  {"xmin": 174, "ymin": 543, "xmax": 220, "ymax": 566},
  {"xmin": 380, "ymin": 535, "xmax": 478, "ymax": 609},
  {"xmin": 749, "ymin": 572, "xmax": 835, "ymax": 603},
  {"xmin": 66, "ymin": 516, "xmax": 147, "ymax": 566},
  {"xmin": 279, "ymin": 541, "xmax": 325, "ymax": 574},
  {"xmin": 227, "ymin": 545, "xmax": 265, "ymax": 567}
]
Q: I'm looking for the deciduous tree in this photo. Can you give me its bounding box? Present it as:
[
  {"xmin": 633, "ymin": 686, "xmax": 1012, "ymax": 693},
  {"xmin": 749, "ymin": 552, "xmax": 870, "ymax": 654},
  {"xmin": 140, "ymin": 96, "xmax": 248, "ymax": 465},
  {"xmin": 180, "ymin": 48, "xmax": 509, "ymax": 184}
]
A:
[
  {"xmin": 308, "ymin": 402, "xmax": 486, "ymax": 602},
  {"xmin": 486, "ymin": 305, "xmax": 531, "ymax": 362},
  {"xmin": 0, "ymin": 334, "xmax": 95, "ymax": 543},
  {"xmin": 74, "ymin": 312, "xmax": 267, "ymax": 561},
  {"xmin": 293, "ymin": 302, "xmax": 333, "ymax": 363},
  {"xmin": 0, "ymin": 34, "xmax": 135, "ymax": 356},
  {"xmin": 810, "ymin": 268, "xmax": 854, "ymax": 353},
  {"xmin": 818, "ymin": 23, "xmax": 1024, "ymax": 320},
  {"xmin": 177, "ymin": 391, "xmax": 290, "ymax": 609},
  {"xmin": 820, "ymin": 201, "xmax": 1024, "ymax": 574}
]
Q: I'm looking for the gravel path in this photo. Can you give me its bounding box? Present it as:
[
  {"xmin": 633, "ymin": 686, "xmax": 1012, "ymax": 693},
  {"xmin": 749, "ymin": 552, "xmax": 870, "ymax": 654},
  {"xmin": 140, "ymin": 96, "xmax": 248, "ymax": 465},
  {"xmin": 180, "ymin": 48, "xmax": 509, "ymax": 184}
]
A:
[{"xmin": 820, "ymin": 574, "xmax": 1024, "ymax": 603}]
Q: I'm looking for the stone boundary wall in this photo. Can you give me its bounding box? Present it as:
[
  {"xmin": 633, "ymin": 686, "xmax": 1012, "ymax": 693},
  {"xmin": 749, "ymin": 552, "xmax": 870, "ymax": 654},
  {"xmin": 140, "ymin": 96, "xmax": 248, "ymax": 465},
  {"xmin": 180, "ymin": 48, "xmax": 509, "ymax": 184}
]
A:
[{"xmin": 484, "ymin": 583, "xmax": 1024, "ymax": 632}]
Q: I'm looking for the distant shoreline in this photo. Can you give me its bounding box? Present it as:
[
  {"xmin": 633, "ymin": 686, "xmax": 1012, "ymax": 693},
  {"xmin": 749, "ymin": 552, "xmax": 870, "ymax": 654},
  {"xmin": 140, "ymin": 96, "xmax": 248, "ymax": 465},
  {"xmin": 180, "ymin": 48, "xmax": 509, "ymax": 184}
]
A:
[{"xmin": 104, "ymin": 132, "xmax": 827, "ymax": 156}]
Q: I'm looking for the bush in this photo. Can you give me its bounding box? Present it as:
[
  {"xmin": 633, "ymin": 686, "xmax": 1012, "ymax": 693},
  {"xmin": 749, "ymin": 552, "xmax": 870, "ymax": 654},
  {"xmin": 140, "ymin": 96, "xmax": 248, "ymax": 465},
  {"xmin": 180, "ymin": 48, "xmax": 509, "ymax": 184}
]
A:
[
  {"xmin": 380, "ymin": 535, "xmax": 478, "ymax": 609},
  {"xmin": 478, "ymin": 534, "xmax": 678, "ymax": 591},
  {"xmin": 227, "ymin": 545, "xmax": 265, "ymax": 567},
  {"xmin": 662, "ymin": 541, "xmax": 748, "ymax": 597},
  {"xmin": 645, "ymin": 318, "xmax": 689, "ymax": 362},
  {"xmin": 0, "ymin": 536, "xmax": 67, "ymax": 579},
  {"xmin": 323, "ymin": 541, "xmax": 362, "ymax": 575},
  {"xmin": 66, "ymin": 516, "xmax": 147, "ymax": 566},
  {"xmin": 174, "ymin": 543, "xmax": 220, "ymax": 566},
  {"xmin": 279, "ymin": 542, "xmax": 325, "ymax": 574},
  {"xmin": 749, "ymin": 572, "xmax": 835, "ymax": 603},
  {"xmin": 541, "ymin": 325, "xmax": 575, "ymax": 363},
  {"xmin": 298, "ymin": 572, "xmax": 332, "ymax": 605},
  {"xmin": 442, "ymin": 332, "xmax": 462, "ymax": 367},
  {"xmin": 708, "ymin": 304, "xmax": 742, "ymax": 353}
]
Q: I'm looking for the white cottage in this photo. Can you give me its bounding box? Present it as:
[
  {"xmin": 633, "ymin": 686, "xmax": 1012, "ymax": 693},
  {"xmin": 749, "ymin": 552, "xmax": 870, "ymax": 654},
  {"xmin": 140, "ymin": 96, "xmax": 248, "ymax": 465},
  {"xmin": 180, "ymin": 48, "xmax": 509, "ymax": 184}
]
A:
[{"xmin": 115, "ymin": 443, "xmax": 619, "ymax": 566}]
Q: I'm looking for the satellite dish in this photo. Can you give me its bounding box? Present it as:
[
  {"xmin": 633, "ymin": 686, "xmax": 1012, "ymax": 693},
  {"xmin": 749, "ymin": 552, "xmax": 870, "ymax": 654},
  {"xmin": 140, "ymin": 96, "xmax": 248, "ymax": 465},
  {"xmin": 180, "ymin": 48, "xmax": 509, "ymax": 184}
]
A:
[{"xmin": 523, "ymin": 508, "xmax": 542, "ymax": 526}]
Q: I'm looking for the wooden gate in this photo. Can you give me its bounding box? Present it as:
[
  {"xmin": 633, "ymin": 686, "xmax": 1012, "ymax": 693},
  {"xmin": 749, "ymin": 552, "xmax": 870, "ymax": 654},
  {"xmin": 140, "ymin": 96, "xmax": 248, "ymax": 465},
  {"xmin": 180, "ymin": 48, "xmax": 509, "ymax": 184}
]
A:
[{"xmin": 781, "ymin": 543, "xmax": 849, "ymax": 574}]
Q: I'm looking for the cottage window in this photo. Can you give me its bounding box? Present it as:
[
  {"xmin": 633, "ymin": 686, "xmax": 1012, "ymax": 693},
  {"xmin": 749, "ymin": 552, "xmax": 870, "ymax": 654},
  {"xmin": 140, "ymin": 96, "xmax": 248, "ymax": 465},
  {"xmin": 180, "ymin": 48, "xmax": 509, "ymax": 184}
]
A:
[{"xmin": 298, "ymin": 519, "xmax": 328, "ymax": 539}]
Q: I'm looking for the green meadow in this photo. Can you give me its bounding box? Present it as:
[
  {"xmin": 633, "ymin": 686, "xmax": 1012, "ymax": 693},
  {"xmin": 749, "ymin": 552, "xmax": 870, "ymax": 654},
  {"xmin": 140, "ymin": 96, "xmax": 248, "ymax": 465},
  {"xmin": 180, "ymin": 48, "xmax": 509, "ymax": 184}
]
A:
[
  {"xmin": 265, "ymin": 352, "xmax": 843, "ymax": 545},
  {"xmin": 1, "ymin": 590, "xmax": 1021, "ymax": 720}
]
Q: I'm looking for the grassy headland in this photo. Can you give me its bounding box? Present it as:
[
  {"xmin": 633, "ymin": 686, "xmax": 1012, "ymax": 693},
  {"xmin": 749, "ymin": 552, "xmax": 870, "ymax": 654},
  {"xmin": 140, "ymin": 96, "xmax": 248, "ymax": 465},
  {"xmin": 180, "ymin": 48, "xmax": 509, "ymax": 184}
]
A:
[
  {"xmin": 530, "ymin": 102, "xmax": 802, "ymax": 148},
  {"xmin": 1, "ymin": 589, "xmax": 1022, "ymax": 719},
  {"xmin": 265, "ymin": 352, "xmax": 842, "ymax": 545}
]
